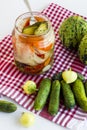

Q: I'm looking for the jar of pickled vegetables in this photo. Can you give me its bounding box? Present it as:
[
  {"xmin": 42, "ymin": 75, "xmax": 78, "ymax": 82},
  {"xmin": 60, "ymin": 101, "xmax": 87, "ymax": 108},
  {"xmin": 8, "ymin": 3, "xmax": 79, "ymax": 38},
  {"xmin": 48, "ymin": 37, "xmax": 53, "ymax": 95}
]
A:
[{"xmin": 12, "ymin": 12, "xmax": 55, "ymax": 74}]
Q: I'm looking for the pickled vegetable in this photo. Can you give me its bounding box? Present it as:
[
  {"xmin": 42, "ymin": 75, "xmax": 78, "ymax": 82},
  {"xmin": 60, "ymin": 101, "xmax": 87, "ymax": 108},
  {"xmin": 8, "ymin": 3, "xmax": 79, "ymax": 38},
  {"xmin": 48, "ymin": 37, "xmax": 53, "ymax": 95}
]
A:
[
  {"xmin": 34, "ymin": 21, "xmax": 48, "ymax": 35},
  {"xmin": 22, "ymin": 22, "xmax": 40, "ymax": 35},
  {"xmin": 22, "ymin": 21, "xmax": 48, "ymax": 35},
  {"xmin": 12, "ymin": 12, "xmax": 55, "ymax": 74}
]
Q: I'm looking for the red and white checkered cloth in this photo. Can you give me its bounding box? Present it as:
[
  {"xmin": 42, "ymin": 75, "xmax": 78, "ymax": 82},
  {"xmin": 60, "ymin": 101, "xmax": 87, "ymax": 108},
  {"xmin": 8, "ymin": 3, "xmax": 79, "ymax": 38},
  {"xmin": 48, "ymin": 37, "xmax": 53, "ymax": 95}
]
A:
[{"xmin": 0, "ymin": 3, "xmax": 87, "ymax": 129}]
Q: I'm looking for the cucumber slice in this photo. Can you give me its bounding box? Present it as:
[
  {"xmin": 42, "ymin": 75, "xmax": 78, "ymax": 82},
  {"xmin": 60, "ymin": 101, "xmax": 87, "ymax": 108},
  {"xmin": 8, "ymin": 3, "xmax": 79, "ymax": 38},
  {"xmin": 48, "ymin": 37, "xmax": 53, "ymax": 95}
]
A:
[
  {"xmin": 34, "ymin": 21, "xmax": 48, "ymax": 35},
  {"xmin": 22, "ymin": 22, "xmax": 40, "ymax": 35}
]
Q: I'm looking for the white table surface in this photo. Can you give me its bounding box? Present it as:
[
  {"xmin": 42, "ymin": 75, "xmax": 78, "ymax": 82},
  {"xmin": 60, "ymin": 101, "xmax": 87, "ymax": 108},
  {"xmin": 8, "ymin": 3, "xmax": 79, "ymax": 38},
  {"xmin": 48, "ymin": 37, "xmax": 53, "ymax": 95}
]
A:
[{"xmin": 0, "ymin": 0, "xmax": 87, "ymax": 130}]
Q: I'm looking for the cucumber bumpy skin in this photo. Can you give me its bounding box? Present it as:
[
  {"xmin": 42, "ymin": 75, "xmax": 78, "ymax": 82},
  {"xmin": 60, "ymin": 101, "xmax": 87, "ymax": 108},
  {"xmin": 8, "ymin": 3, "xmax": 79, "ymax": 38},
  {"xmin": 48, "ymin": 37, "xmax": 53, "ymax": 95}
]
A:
[
  {"xmin": 61, "ymin": 80, "xmax": 75, "ymax": 109},
  {"xmin": 34, "ymin": 78, "xmax": 51, "ymax": 111},
  {"xmin": 72, "ymin": 79, "xmax": 87, "ymax": 111},
  {"xmin": 59, "ymin": 16, "xmax": 87, "ymax": 49},
  {"xmin": 78, "ymin": 34, "xmax": 87, "ymax": 65},
  {"xmin": 48, "ymin": 80, "xmax": 61, "ymax": 115},
  {"xmin": 0, "ymin": 100, "xmax": 17, "ymax": 113}
]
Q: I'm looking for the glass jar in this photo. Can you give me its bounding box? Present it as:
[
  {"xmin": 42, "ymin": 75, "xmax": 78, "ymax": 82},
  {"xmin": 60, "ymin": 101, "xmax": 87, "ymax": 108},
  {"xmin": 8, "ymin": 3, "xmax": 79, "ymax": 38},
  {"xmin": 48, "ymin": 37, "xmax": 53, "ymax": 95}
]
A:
[{"xmin": 12, "ymin": 12, "xmax": 55, "ymax": 74}]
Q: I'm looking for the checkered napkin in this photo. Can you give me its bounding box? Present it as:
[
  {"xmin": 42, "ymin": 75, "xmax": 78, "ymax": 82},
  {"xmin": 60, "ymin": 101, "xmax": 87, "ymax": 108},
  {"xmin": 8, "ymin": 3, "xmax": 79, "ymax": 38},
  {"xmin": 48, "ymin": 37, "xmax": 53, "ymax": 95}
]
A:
[{"xmin": 1, "ymin": 3, "xmax": 87, "ymax": 129}]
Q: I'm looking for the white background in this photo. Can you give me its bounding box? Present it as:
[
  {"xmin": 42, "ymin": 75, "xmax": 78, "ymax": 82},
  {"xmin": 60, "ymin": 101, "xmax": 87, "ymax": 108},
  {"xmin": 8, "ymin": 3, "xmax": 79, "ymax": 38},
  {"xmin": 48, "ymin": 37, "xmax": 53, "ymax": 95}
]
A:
[
  {"xmin": 0, "ymin": 0, "xmax": 87, "ymax": 130},
  {"xmin": 0, "ymin": 0, "xmax": 87, "ymax": 40}
]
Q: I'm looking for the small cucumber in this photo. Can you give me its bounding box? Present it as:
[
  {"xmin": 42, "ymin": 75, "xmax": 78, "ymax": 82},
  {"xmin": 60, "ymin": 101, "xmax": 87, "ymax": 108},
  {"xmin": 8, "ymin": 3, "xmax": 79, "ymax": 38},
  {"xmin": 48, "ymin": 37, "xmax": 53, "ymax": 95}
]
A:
[
  {"xmin": 34, "ymin": 21, "xmax": 48, "ymax": 35},
  {"xmin": 61, "ymin": 80, "xmax": 75, "ymax": 109},
  {"xmin": 22, "ymin": 22, "xmax": 40, "ymax": 35},
  {"xmin": 34, "ymin": 78, "xmax": 51, "ymax": 110},
  {"xmin": 72, "ymin": 79, "xmax": 87, "ymax": 111},
  {"xmin": 0, "ymin": 100, "xmax": 17, "ymax": 113},
  {"xmin": 48, "ymin": 80, "xmax": 61, "ymax": 115}
]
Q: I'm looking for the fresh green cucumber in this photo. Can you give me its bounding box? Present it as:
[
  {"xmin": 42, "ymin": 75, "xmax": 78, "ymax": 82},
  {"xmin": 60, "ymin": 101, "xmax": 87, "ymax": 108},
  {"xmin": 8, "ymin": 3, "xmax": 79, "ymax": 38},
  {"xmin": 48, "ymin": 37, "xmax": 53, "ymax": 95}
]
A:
[
  {"xmin": 34, "ymin": 78, "xmax": 51, "ymax": 110},
  {"xmin": 72, "ymin": 79, "xmax": 87, "ymax": 111},
  {"xmin": 48, "ymin": 80, "xmax": 61, "ymax": 115},
  {"xmin": 61, "ymin": 80, "xmax": 75, "ymax": 109},
  {"xmin": 0, "ymin": 100, "xmax": 17, "ymax": 113}
]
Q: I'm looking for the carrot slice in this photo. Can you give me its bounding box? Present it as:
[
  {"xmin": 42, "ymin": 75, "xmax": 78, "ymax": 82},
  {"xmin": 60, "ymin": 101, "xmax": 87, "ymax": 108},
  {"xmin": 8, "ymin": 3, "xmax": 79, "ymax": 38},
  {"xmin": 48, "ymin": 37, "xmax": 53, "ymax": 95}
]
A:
[
  {"xmin": 38, "ymin": 43, "xmax": 53, "ymax": 51},
  {"xmin": 23, "ymin": 17, "xmax": 30, "ymax": 28},
  {"xmin": 28, "ymin": 45, "xmax": 34, "ymax": 53},
  {"xmin": 44, "ymin": 57, "xmax": 51, "ymax": 66},
  {"xmin": 18, "ymin": 35, "xmax": 41, "ymax": 53},
  {"xmin": 19, "ymin": 34, "xmax": 44, "ymax": 44},
  {"xmin": 35, "ymin": 16, "xmax": 46, "ymax": 22},
  {"xmin": 35, "ymin": 53, "xmax": 45, "ymax": 59},
  {"xmin": 27, "ymin": 36, "xmax": 44, "ymax": 43},
  {"xmin": 27, "ymin": 37, "xmax": 53, "ymax": 52},
  {"xmin": 18, "ymin": 35, "xmax": 28, "ymax": 43}
]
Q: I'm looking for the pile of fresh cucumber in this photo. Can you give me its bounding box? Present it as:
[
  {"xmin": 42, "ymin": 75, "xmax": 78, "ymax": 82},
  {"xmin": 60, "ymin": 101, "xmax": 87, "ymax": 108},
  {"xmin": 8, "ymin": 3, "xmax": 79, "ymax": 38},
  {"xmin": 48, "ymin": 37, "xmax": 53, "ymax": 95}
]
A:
[{"xmin": 34, "ymin": 70, "xmax": 87, "ymax": 115}]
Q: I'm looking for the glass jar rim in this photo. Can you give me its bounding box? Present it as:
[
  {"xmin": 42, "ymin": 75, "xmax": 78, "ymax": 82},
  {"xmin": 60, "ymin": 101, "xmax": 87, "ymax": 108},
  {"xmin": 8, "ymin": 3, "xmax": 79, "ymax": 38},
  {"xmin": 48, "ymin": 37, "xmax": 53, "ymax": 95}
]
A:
[{"xmin": 15, "ymin": 11, "xmax": 51, "ymax": 37}]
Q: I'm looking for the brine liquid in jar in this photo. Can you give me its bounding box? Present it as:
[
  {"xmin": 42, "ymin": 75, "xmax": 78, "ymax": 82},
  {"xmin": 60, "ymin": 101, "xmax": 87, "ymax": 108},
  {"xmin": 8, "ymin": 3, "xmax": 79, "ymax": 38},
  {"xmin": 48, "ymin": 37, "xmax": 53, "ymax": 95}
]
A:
[{"xmin": 12, "ymin": 12, "xmax": 55, "ymax": 74}]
